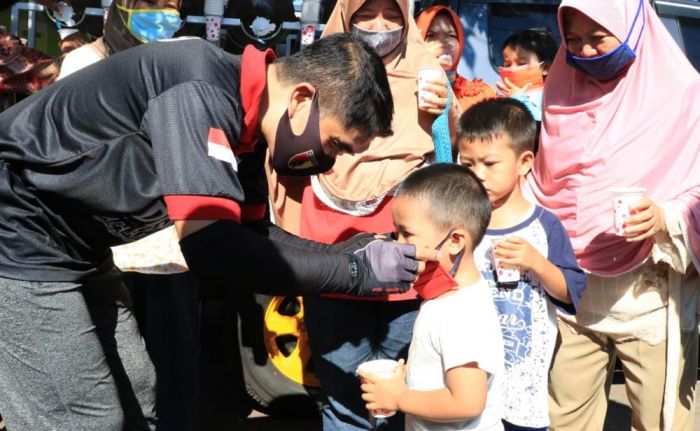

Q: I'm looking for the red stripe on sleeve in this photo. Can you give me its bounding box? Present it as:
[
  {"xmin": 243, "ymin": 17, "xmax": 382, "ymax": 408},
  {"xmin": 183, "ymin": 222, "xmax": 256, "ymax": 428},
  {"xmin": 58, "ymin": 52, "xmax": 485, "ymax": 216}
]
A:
[
  {"xmin": 208, "ymin": 128, "xmax": 231, "ymax": 149},
  {"xmin": 164, "ymin": 195, "xmax": 242, "ymax": 221}
]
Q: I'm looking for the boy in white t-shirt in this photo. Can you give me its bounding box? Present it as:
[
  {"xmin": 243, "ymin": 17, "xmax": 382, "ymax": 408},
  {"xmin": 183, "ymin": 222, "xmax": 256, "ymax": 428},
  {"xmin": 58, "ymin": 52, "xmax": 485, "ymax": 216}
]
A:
[
  {"xmin": 358, "ymin": 164, "xmax": 505, "ymax": 431},
  {"xmin": 458, "ymin": 99, "xmax": 586, "ymax": 431}
]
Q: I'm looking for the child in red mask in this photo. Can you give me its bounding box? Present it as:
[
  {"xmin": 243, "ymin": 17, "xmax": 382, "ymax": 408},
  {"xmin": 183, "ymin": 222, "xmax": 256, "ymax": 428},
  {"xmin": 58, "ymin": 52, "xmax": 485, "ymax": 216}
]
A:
[{"xmin": 358, "ymin": 163, "xmax": 505, "ymax": 431}]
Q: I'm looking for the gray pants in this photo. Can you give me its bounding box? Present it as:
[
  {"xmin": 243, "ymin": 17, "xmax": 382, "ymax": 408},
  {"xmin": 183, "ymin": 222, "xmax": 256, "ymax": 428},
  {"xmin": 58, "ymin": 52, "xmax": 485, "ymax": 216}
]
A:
[{"xmin": 0, "ymin": 271, "xmax": 156, "ymax": 431}]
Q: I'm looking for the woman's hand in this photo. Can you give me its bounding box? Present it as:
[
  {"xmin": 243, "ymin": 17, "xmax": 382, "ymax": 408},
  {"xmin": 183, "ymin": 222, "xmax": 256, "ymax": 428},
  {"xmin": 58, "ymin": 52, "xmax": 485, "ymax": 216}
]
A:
[
  {"xmin": 495, "ymin": 77, "xmax": 531, "ymax": 96},
  {"xmin": 358, "ymin": 359, "xmax": 408, "ymax": 413},
  {"xmin": 418, "ymin": 78, "xmax": 448, "ymax": 116},
  {"xmin": 623, "ymin": 197, "xmax": 667, "ymax": 242}
]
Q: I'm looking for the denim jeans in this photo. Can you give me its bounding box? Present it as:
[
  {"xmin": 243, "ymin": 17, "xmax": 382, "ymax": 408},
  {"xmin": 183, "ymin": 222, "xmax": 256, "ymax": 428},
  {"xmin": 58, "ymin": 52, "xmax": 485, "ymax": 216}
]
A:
[{"xmin": 304, "ymin": 297, "xmax": 421, "ymax": 431}]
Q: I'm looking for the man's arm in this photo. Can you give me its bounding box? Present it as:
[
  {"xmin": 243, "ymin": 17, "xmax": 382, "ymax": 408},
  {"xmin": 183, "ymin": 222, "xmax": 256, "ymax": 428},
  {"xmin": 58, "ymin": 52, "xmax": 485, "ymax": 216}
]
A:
[{"xmin": 175, "ymin": 219, "xmax": 424, "ymax": 297}]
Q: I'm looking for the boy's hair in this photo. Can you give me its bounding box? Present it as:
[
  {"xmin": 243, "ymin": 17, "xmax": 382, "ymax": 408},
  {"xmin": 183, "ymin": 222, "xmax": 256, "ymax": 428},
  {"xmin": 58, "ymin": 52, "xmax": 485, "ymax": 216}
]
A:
[
  {"xmin": 456, "ymin": 98, "xmax": 535, "ymax": 155},
  {"xmin": 502, "ymin": 27, "xmax": 558, "ymax": 70},
  {"xmin": 275, "ymin": 33, "xmax": 394, "ymax": 141},
  {"xmin": 395, "ymin": 164, "xmax": 491, "ymax": 250}
]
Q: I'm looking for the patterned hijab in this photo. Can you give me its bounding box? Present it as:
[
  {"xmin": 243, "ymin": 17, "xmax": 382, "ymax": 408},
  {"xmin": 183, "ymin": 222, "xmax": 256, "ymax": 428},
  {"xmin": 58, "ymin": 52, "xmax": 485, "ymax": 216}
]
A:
[{"xmin": 0, "ymin": 28, "xmax": 57, "ymax": 110}]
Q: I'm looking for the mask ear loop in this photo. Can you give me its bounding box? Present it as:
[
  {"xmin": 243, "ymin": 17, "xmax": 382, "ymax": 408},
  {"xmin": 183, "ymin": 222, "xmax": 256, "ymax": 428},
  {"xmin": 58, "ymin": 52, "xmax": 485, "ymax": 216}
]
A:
[
  {"xmin": 433, "ymin": 228, "xmax": 455, "ymax": 251},
  {"xmin": 449, "ymin": 250, "xmax": 464, "ymax": 277},
  {"xmin": 433, "ymin": 228, "xmax": 465, "ymax": 277},
  {"xmin": 630, "ymin": 0, "xmax": 646, "ymax": 52},
  {"xmin": 115, "ymin": 3, "xmax": 133, "ymax": 33},
  {"xmin": 299, "ymin": 90, "xmax": 320, "ymax": 137}
]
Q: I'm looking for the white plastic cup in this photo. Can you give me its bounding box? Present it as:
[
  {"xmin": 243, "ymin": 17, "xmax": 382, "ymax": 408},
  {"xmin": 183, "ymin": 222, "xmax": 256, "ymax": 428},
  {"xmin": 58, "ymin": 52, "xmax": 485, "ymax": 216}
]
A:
[
  {"xmin": 491, "ymin": 239, "xmax": 520, "ymax": 284},
  {"xmin": 612, "ymin": 187, "xmax": 646, "ymax": 237},
  {"xmin": 57, "ymin": 28, "xmax": 78, "ymax": 40},
  {"xmin": 205, "ymin": 15, "xmax": 223, "ymax": 43},
  {"xmin": 417, "ymin": 68, "xmax": 444, "ymax": 108},
  {"xmin": 438, "ymin": 53, "xmax": 452, "ymax": 65},
  {"xmin": 357, "ymin": 359, "xmax": 399, "ymax": 418}
]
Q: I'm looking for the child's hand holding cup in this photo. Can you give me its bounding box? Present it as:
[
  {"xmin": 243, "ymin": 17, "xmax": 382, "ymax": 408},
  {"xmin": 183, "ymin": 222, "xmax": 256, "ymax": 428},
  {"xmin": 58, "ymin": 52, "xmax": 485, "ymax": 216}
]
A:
[
  {"xmin": 612, "ymin": 187, "xmax": 646, "ymax": 237},
  {"xmin": 491, "ymin": 238, "xmax": 521, "ymax": 284},
  {"xmin": 357, "ymin": 359, "xmax": 403, "ymax": 418}
]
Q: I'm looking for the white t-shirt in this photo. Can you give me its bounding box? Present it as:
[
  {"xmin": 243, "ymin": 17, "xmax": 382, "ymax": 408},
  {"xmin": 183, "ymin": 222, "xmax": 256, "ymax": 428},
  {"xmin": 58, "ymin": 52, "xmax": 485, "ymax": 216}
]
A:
[{"xmin": 405, "ymin": 280, "xmax": 505, "ymax": 431}]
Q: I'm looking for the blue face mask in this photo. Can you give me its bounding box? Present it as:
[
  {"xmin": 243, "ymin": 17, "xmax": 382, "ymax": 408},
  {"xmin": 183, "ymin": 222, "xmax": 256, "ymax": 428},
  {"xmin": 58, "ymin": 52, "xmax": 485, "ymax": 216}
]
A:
[
  {"xmin": 117, "ymin": 4, "xmax": 182, "ymax": 44},
  {"xmin": 565, "ymin": 0, "xmax": 645, "ymax": 82}
]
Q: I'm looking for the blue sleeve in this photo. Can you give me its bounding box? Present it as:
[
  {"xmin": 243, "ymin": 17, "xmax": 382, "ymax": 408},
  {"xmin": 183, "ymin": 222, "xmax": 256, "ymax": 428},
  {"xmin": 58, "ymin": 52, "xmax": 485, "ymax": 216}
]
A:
[
  {"xmin": 511, "ymin": 92, "xmax": 542, "ymax": 122},
  {"xmin": 540, "ymin": 209, "xmax": 587, "ymax": 314}
]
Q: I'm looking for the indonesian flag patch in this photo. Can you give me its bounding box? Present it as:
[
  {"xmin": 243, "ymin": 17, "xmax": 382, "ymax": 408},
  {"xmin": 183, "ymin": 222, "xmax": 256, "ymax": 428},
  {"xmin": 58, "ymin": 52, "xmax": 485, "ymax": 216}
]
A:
[{"xmin": 207, "ymin": 128, "xmax": 238, "ymax": 171}]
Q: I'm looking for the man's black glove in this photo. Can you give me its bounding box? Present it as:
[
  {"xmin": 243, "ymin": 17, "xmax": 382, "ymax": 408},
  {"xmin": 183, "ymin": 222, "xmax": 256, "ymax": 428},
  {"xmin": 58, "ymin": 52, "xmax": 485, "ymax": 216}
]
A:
[
  {"xmin": 330, "ymin": 232, "xmax": 378, "ymax": 253},
  {"xmin": 348, "ymin": 240, "xmax": 419, "ymax": 296}
]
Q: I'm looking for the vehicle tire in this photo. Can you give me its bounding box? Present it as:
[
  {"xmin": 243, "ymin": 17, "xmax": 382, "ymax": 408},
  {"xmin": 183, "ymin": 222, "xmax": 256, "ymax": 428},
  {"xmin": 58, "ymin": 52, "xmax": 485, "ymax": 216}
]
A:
[{"xmin": 237, "ymin": 293, "xmax": 322, "ymax": 418}]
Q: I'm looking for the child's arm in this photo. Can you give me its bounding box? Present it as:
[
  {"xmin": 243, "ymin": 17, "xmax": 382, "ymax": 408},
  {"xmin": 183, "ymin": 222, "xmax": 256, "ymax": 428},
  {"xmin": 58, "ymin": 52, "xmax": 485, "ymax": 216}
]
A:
[
  {"xmin": 358, "ymin": 361, "xmax": 488, "ymax": 422},
  {"xmin": 494, "ymin": 236, "xmax": 571, "ymax": 303}
]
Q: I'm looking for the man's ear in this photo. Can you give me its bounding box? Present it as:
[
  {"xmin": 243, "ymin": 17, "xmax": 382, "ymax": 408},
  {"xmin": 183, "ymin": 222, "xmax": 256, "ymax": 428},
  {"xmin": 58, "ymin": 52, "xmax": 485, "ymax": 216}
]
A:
[
  {"xmin": 518, "ymin": 150, "xmax": 535, "ymax": 176},
  {"xmin": 287, "ymin": 82, "xmax": 316, "ymax": 121}
]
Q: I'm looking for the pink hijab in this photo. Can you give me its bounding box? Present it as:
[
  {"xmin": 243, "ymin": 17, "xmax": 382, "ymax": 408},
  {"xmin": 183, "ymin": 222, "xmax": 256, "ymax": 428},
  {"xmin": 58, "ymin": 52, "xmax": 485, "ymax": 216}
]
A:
[{"xmin": 526, "ymin": 0, "xmax": 700, "ymax": 276}]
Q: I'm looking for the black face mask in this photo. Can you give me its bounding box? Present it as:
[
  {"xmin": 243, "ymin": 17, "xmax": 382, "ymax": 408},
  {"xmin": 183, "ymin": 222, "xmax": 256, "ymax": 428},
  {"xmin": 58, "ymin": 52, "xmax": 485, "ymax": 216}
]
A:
[{"xmin": 272, "ymin": 92, "xmax": 336, "ymax": 177}]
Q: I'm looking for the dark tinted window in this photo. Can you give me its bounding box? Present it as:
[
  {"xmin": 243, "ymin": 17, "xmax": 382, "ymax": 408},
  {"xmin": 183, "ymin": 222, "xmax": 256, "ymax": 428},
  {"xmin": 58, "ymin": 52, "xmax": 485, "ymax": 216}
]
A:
[
  {"xmin": 487, "ymin": 4, "xmax": 560, "ymax": 70},
  {"xmin": 679, "ymin": 17, "xmax": 700, "ymax": 71}
]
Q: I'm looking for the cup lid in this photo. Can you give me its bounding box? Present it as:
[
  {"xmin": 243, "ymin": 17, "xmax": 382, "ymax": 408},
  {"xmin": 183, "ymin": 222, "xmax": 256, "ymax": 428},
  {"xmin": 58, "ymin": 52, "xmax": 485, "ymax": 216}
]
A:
[{"xmin": 357, "ymin": 359, "xmax": 399, "ymax": 373}]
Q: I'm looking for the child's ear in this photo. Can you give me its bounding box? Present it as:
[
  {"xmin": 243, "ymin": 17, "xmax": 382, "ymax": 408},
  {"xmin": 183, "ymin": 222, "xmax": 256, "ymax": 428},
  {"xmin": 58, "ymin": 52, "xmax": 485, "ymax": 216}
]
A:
[
  {"xmin": 447, "ymin": 228, "xmax": 471, "ymax": 256},
  {"xmin": 517, "ymin": 150, "xmax": 535, "ymax": 176}
]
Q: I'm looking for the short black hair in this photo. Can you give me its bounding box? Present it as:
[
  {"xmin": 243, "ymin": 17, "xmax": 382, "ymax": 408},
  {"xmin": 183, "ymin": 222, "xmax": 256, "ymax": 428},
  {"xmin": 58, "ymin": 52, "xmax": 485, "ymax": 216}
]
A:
[
  {"xmin": 275, "ymin": 33, "xmax": 393, "ymax": 140},
  {"xmin": 395, "ymin": 164, "xmax": 491, "ymax": 250},
  {"xmin": 502, "ymin": 27, "xmax": 558, "ymax": 69},
  {"xmin": 456, "ymin": 98, "xmax": 535, "ymax": 155}
]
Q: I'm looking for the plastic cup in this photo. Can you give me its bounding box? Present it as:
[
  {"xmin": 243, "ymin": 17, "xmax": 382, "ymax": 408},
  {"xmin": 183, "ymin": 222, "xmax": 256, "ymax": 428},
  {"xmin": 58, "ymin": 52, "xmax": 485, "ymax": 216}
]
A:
[
  {"xmin": 357, "ymin": 359, "xmax": 399, "ymax": 418},
  {"xmin": 438, "ymin": 53, "xmax": 453, "ymax": 65},
  {"xmin": 417, "ymin": 68, "xmax": 444, "ymax": 108},
  {"xmin": 612, "ymin": 187, "xmax": 646, "ymax": 237},
  {"xmin": 57, "ymin": 28, "xmax": 78, "ymax": 40},
  {"xmin": 205, "ymin": 15, "xmax": 222, "ymax": 43},
  {"xmin": 491, "ymin": 238, "xmax": 520, "ymax": 284}
]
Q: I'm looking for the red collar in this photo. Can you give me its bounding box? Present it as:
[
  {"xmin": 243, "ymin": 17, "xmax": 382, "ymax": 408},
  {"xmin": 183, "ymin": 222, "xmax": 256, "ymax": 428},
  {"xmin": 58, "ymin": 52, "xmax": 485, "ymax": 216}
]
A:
[{"xmin": 238, "ymin": 45, "xmax": 276, "ymax": 154}]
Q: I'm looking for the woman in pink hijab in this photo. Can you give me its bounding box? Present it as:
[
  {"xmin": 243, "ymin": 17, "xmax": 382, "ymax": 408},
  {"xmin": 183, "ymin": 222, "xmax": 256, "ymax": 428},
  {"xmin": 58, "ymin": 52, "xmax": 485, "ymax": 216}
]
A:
[{"xmin": 525, "ymin": 0, "xmax": 700, "ymax": 429}]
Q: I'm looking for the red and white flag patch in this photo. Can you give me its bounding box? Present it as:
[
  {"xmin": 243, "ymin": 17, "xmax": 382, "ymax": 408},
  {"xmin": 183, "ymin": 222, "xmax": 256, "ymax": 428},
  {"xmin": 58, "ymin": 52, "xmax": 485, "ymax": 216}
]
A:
[{"xmin": 207, "ymin": 128, "xmax": 238, "ymax": 171}]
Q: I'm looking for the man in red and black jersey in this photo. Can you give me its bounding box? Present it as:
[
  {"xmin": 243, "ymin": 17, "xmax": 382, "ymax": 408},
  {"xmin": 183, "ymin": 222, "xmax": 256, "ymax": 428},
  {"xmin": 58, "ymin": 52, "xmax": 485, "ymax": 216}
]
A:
[{"xmin": 0, "ymin": 34, "xmax": 432, "ymax": 430}]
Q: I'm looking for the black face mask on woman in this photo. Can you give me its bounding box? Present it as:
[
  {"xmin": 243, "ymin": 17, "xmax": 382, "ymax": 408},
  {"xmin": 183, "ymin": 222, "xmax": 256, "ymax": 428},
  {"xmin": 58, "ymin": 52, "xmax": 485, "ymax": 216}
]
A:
[{"xmin": 272, "ymin": 92, "xmax": 336, "ymax": 177}]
